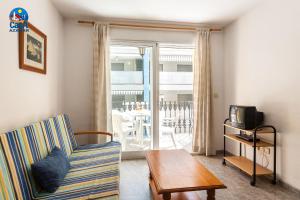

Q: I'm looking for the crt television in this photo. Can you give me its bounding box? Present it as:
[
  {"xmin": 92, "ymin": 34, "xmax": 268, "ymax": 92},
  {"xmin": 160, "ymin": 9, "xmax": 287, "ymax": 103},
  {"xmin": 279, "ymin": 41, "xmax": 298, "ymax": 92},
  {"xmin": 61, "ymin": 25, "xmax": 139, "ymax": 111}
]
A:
[{"xmin": 229, "ymin": 105, "xmax": 264, "ymax": 130}]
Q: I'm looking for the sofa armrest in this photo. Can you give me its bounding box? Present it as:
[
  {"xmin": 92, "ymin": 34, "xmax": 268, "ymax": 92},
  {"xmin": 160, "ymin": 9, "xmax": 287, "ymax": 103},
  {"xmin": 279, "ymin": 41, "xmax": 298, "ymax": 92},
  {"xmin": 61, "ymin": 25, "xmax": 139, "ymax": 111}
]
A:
[{"xmin": 74, "ymin": 131, "xmax": 113, "ymax": 142}]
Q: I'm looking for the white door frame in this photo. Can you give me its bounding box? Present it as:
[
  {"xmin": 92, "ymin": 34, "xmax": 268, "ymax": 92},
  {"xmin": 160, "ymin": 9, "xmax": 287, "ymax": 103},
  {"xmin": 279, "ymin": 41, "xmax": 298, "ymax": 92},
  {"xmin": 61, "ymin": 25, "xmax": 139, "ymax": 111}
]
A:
[{"xmin": 110, "ymin": 40, "xmax": 160, "ymax": 159}]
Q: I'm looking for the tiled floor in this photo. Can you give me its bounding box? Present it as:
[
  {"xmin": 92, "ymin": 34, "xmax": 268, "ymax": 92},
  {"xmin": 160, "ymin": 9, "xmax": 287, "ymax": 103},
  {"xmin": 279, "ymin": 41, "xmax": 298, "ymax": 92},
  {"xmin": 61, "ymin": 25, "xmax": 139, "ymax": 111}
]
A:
[{"xmin": 120, "ymin": 156, "xmax": 300, "ymax": 200}]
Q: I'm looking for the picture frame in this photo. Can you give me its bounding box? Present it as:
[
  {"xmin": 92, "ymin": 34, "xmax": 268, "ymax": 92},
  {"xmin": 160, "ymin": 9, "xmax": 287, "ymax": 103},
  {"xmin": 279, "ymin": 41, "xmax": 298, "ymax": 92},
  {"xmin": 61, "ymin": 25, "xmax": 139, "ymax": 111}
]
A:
[{"xmin": 19, "ymin": 22, "xmax": 47, "ymax": 74}]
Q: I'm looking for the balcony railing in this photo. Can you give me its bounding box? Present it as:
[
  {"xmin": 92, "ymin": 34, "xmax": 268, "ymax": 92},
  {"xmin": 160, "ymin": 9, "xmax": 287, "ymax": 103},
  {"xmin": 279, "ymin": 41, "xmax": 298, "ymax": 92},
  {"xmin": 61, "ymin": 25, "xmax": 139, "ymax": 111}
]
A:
[
  {"xmin": 113, "ymin": 100, "xmax": 193, "ymax": 134},
  {"xmin": 159, "ymin": 100, "xmax": 193, "ymax": 134}
]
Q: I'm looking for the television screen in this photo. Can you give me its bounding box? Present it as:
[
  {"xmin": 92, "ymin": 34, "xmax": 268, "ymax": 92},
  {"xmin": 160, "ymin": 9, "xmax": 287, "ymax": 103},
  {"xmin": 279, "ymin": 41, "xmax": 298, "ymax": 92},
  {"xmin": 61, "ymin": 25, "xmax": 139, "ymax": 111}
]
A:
[
  {"xmin": 229, "ymin": 105, "xmax": 261, "ymax": 129},
  {"xmin": 230, "ymin": 106, "xmax": 245, "ymax": 124}
]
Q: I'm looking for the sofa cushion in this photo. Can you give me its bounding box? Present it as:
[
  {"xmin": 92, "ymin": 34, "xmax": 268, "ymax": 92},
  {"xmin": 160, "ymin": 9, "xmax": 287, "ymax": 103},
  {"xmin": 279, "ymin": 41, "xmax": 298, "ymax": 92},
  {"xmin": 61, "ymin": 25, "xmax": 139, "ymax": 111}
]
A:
[
  {"xmin": 75, "ymin": 141, "xmax": 121, "ymax": 151},
  {"xmin": 40, "ymin": 115, "xmax": 77, "ymax": 157},
  {"xmin": 36, "ymin": 163, "xmax": 119, "ymax": 199},
  {"xmin": 35, "ymin": 142, "xmax": 121, "ymax": 200},
  {"xmin": 0, "ymin": 114, "xmax": 120, "ymax": 200},
  {"xmin": 71, "ymin": 141, "xmax": 121, "ymax": 170},
  {"xmin": 61, "ymin": 114, "xmax": 78, "ymax": 150},
  {"xmin": 0, "ymin": 123, "xmax": 51, "ymax": 200},
  {"xmin": 32, "ymin": 147, "xmax": 70, "ymax": 193},
  {"xmin": 0, "ymin": 141, "xmax": 16, "ymax": 200}
]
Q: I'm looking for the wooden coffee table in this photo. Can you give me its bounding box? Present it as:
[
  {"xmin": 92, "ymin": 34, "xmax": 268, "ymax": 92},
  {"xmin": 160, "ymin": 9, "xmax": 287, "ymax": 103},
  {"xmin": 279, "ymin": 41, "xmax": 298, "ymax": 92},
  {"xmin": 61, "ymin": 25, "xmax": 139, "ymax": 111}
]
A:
[{"xmin": 145, "ymin": 150, "xmax": 226, "ymax": 200}]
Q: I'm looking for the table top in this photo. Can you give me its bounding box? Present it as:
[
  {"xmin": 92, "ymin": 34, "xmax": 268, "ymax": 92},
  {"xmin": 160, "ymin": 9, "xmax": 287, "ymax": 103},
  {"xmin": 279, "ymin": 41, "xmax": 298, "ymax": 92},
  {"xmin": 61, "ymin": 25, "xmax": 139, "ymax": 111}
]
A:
[
  {"xmin": 126, "ymin": 109, "xmax": 151, "ymax": 117},
  {"xmin": 145, "ymin": 150, "xmax": 226, "ymax": 194}
]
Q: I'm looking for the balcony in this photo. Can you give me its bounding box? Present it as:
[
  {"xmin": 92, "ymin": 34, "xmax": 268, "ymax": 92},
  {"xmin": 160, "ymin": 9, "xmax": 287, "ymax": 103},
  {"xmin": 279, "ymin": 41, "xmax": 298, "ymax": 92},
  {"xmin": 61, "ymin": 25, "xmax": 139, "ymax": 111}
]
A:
[
  {"xmin": 160, "ymin": 72, "xmax": 192, "ymax": 85},
  {"xmin": 111, "ymin": 71, "xmax": 192, "ymax": 91},
  {"xmin": 112, "ymin": 100, "xmax": 193, "ymax": 152},
  {"xmin": 111, "ymin": 71, "xmax": 143, "ymax": 84}
]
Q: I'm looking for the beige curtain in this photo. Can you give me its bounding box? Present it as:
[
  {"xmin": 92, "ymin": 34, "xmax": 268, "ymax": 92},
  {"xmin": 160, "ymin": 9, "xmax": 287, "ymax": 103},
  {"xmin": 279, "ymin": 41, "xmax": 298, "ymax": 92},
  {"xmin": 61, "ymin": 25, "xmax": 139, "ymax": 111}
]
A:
[
  {"xmin": 92, "ymin": 23, "xmax": 112, "ymax": 143},
  {"xmin": 192, "ymin": 29, "xmax": 213, "ymax": 155}
]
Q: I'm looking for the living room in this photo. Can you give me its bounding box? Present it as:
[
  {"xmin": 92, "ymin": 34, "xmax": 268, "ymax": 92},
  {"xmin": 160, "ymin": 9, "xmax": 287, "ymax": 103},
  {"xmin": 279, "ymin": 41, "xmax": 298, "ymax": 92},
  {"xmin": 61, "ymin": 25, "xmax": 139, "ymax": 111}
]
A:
[{"xmin": 0, "ymin": 0, "xmax": 299, "ymax": 200}]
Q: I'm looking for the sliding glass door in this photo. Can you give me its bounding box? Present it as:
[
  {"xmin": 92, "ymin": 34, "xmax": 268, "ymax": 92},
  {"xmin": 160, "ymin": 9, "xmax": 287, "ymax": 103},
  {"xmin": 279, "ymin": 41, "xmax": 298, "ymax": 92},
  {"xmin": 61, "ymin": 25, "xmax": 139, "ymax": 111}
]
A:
[
  {"xmin": 110, "ymin": 42, "xmax": 193, "ymax": 157},
  {"xmin": 159, "ymin": 46, "xmax": 194, "ymax": 152},
  {"xmin": 110, "ymin": 43, "xmax": 154, "ymax": 155}
]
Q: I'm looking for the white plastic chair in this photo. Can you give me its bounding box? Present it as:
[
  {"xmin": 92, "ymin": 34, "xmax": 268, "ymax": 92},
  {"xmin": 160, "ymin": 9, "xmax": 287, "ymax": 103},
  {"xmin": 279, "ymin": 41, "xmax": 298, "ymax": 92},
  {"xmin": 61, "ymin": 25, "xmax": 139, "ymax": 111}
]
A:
[
  {"xmin": 112, "ymin": 110, "xmax": 137, "ymax": 150},
  {"xmin": 160, "ymin": 116, "xmax": 177, "ymax": 148}
]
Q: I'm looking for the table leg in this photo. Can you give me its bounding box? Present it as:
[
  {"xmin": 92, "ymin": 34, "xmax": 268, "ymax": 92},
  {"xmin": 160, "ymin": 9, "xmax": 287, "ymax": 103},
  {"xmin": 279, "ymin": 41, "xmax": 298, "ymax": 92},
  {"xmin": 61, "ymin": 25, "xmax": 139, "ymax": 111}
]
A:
[
  {"xmin": 162, "ymin": 193, "xmax": 171, "ymax": 200},
  {"xmin": 137, "ymin": 117, "xmax": 143, "ymax": 144},
  {"xmin": 207, "ymin": 189, "xmax": 215, "ymax": 200}
]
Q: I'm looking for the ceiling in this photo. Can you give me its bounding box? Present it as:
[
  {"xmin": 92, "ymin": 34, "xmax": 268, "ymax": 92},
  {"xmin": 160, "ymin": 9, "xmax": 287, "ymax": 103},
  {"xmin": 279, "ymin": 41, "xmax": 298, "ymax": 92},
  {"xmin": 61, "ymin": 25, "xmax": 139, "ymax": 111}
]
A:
[{"xmin": 51, "ymin": 0, "xmax": 263, "ymax": 26}]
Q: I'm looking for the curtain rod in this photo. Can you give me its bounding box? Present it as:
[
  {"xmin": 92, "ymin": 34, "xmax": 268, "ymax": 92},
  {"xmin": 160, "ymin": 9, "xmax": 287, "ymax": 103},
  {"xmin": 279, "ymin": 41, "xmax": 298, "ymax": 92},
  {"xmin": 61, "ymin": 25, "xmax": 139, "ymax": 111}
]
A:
[{"xmin": 77, "ymin": 20, "xmax": 222, "ymax": 32}]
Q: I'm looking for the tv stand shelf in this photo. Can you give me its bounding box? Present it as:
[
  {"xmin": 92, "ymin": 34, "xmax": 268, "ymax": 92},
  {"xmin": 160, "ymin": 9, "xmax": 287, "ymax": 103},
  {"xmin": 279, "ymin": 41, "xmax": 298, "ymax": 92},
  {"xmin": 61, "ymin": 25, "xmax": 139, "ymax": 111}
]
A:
[
  {"xmin": 224, "ymin": 134, "xmax": 273, "ymax": 147},
  {"xmin": 223, "ymin": 119, "xmax": 277, "ymax": 186},
  {"xmin": 224, "ymin": 156, "xmax": 273, "ymax": 176},
  {"xmin": 223, "ymin": 124, "xmax": 275, "ymax": 134}
]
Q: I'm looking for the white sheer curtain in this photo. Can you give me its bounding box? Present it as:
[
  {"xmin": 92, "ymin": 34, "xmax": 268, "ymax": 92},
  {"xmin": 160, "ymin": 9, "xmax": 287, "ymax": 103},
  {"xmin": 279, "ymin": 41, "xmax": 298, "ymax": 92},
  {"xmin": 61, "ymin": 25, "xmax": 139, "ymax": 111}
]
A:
[
  {"xmin": 93, "ymin": 23, "xmax": 112, "ymax": 143},
  {"xmin": 192, "ymin": 29, "xmax": 213, "ymax": 155}
]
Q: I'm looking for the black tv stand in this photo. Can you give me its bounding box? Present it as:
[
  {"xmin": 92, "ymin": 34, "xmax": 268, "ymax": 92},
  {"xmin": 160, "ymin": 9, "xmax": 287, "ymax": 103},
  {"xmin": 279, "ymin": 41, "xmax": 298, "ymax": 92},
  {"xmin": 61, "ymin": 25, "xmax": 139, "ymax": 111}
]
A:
[{"xmin": 222, "ymin": 119, "xmax": 277, "ymax": 186}]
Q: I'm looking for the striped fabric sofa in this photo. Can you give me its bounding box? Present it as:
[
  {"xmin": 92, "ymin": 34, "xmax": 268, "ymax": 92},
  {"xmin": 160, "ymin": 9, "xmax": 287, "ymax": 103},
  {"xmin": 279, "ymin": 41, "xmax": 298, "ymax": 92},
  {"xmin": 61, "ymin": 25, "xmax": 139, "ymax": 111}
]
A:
[{"xmin": 0, "ymin": 114, "xmax": 121, "ymax": 200}]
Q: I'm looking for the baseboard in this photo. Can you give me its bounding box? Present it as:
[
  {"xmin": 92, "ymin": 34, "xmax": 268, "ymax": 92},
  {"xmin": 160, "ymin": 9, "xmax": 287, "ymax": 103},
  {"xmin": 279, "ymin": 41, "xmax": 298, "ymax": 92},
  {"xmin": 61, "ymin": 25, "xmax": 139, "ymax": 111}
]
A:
[
  {"xmin": 216, "ymin": 150, "xmax": 232, "ymax": 156},
  {"xmin": 278, "ymin": 180, "xmax": 300, "ymax": 196}
]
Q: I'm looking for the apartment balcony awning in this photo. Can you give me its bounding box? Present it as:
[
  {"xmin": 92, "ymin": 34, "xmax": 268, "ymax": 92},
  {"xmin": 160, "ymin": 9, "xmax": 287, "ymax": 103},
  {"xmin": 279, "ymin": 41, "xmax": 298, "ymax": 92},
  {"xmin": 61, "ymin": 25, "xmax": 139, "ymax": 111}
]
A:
[{"xmin": 112, "ymin": 90, "xmax": 143, "ymax": 95}]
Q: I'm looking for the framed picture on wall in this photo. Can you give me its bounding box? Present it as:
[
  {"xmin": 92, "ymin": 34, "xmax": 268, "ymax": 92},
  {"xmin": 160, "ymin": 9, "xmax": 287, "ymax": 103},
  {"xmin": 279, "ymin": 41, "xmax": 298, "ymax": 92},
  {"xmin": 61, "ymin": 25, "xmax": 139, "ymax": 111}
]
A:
[{"xmin": 19, "ymin": 22, "xmax": 47, "ymax": 74}]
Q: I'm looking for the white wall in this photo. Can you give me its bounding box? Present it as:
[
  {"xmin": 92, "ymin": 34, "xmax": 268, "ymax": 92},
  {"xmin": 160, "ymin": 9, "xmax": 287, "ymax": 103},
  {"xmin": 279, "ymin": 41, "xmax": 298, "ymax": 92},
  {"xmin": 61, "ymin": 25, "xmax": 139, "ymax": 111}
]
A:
[
  {"xmin": 63, "ymin": 20, "xmax": 94, "ymax": 144},
  {"xmin": 224, "ymin": 0, "xmax": 300, "ymax": 190},
  {"xmin": 63, "ymin": 19, "xmax": 224, "ymax": 151},
  {"xmin": 0, "ymin": 0, "xmax": 64, "ymax": 132}
]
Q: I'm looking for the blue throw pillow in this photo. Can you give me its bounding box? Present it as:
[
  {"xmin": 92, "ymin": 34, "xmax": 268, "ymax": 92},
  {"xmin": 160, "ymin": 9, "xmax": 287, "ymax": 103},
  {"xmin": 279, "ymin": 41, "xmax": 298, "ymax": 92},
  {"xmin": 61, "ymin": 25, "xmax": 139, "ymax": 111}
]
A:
[{"xmin": 32, "ymin": 147, "xmax": 70, "ymax": 193}]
